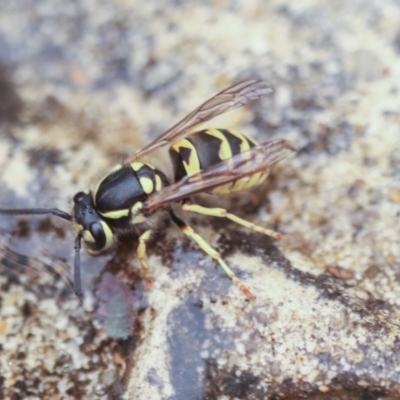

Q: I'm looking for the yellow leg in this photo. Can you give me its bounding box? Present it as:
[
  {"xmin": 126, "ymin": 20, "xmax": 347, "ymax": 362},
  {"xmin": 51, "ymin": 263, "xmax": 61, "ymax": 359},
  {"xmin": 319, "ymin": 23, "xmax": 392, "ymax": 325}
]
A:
[
  {"xmin": 169, "ymin": 211, "xmax": 255, "ymax": 300},
  {"xmin": 182, "ymin": 203, "xmax": 286, "ymax": 240},
  {"xmin": 137, "ymin": 229, "xmax": 153, "ymax": 285}
]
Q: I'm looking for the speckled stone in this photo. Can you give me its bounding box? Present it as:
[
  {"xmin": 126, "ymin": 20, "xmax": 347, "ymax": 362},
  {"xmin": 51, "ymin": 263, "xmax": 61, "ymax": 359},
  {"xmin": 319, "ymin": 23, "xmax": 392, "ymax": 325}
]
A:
[{"xmin": 0, "ymin": 0, "xmax": 399, "ymax": 399}]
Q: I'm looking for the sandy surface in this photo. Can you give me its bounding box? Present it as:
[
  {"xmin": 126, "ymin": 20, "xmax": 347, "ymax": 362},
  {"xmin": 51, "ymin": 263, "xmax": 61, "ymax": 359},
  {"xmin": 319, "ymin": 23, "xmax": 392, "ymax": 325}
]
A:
[{"xmin": 0, "ymin": 1, "xmax": 399, "ymax": 399}]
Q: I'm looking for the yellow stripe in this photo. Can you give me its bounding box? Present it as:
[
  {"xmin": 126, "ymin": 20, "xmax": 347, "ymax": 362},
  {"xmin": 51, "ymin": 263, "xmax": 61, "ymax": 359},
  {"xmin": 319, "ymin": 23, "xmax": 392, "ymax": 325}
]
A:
[
  {"xmin": 230, "ymin": 177, "xmax": 251, "ymax": 192},
  {"xmin": 131, "ymin": 162, "xmax": 144, "ymax": 172},
  {"xmin": 228, "ymin": 129, "xmax": 259, "ymax": 153},
  {"xmin": 83, "ymin": 230, "xmax": 95, "ymax": 243},
  {"xmin": 247, "ymin": 172, "xmax": 263, "ymax": 188},
  {"xmin": 131, "ymin": 202, "xmax": 143, "ymax": 214},
  {"xmin": 212, "ymin": 183, "xmax": 233, "ymax": 195},
  {"xmin": 254, "ymin": 170, "xmax": 269, "ymax": 186},
  {"xmin": 131, "ymin": 201, "xmax": 147, "ymax": 224},
  {"xmin": 131, "ymin": 161, "xmax": 156, "ymax": 171},
  {"xmin": 100, "ymin": 209, "xmax": 130, "ymax": 219},
  {"xmin": 205, "ymin": 129, "xmax": 233, "ymax": 161},
  {"xmin": 140, "ymin": 177, "xmax": 154, "ymax": 195},
  {"xmin": 73, "ymin": 222, "xmax": 84, "ymax": 234},
  {"xmin": 132, "ymin": 215, "xmax": 147, "ymax": 224},
  {"xmin": 213, "ymin": 171, "xmax": 269, "ymax": 195},
  {"xmin": 155, "ymin": 174, "xmax": 163, "ymax": 191},
  {"xmin": 172, "ymin": 139, "xmax": 200, "ymax": 177},
  {"xmin": 101, "ymin": 221, "xmax": 114, "ymax": 250}
]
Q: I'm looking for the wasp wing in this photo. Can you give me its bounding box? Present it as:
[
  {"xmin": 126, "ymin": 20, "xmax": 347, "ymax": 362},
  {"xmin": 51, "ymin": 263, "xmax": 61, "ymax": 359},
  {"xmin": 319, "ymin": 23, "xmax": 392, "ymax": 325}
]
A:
[
  {"xmin": 129, "ymin": 80, "xmax": 272, "ymax": 161},
  {"xmin": 142, "ymin": 139, "xmax": 296, "ymax": 213}
]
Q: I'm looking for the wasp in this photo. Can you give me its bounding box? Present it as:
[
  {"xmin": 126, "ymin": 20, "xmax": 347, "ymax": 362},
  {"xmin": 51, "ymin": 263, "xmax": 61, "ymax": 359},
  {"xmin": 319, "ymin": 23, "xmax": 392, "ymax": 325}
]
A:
[{"xmin": 0, "ymin": 80, "xmax": 296, "ymax": 300}]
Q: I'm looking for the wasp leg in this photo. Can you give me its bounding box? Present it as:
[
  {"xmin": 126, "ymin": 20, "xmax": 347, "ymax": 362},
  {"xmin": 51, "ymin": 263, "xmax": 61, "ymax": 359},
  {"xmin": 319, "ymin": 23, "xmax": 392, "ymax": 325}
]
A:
[
  {"xmin": 169, "ymin": 210, "xmax": 255, "ymax": 300},
  {"xmin": 182, "ymin": 203, "xmax": 286, "ymax": 240},
  {"xmin": 137, "ymin": 229, "xmax": 153, "ymax": 286}
]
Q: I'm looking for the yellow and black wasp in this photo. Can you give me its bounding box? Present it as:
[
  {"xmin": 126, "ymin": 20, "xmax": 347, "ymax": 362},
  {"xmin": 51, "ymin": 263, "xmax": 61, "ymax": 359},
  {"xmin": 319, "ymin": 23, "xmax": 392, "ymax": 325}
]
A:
[{"xmin": 0, "ymin": 80, "xmax": 296, "ymax": 299}]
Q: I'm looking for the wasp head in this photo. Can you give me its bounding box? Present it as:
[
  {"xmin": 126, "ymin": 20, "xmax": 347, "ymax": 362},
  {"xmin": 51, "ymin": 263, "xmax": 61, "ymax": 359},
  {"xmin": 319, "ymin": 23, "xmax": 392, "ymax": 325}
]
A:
[{"xmin": 72, "ymin": 191, "xmax": 114, "ymax": 254}]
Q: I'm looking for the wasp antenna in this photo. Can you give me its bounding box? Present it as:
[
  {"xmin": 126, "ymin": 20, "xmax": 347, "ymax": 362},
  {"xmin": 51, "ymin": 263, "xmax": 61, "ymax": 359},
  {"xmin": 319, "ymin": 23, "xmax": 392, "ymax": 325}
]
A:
[
  {"xmin": 74, "ymin": 234, "xmax": 83, "ymax": 299},
  {"xmin": 0, "ymin": 207, "xmax": 72, "ymax": 222}
]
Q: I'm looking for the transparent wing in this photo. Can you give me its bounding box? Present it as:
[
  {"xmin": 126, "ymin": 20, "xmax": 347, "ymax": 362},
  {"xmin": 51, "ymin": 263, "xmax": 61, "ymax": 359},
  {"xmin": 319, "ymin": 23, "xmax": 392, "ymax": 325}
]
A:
[
  {"xmin": 128, "ymin": 79, "xmax": 272, "ymax": 162},
  {"xmin": 142, "ymin": 139, "xmax": 296, "ymax": 213}
]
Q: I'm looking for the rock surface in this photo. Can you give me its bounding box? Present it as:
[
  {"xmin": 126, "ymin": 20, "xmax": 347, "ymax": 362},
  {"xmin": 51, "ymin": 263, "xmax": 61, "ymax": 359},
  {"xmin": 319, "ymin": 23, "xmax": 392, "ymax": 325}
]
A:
[{"xmin": 0, "ymin": 1, "xmax": 399, "ymax": 399}]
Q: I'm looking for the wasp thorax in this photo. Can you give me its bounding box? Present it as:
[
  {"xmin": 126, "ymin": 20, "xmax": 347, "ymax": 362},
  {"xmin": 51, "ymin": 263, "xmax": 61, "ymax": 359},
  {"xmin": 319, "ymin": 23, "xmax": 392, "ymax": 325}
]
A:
[{"xmin": 72, "ymin": 191, "xmax": 114, "ymax": 254}]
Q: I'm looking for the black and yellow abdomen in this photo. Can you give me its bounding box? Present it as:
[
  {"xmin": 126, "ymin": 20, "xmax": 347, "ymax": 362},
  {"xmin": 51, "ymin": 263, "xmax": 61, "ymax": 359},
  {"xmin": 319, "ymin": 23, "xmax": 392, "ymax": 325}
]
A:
[{"xmin": 169, "ymin": 129, "xmax": 269, "ymax": 194}]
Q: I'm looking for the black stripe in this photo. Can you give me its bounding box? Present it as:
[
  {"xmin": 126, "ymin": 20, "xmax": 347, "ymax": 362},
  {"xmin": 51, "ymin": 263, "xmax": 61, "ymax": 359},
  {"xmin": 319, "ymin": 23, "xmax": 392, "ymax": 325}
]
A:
[
  {"xmin": 218, "ymin": 129, "xmax": 245, "ymax": 156},
  {"xmin": 136, "ymin": 164, "xmax": 157, "ymax": 193},
  {"xmin": 186, "ymin": 130, "xmax": 223, "ymax": 170},
  {"xmin": 169, "ymin": 146, "xmax": 192, "ymax": 182}
]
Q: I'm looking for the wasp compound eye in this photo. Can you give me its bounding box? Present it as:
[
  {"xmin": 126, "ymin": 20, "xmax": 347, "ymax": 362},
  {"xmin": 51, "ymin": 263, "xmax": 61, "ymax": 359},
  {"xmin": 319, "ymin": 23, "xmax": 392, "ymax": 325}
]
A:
[{"xmin": 89, "ymin": 222, "xmax": 106, "ymax": 250}]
